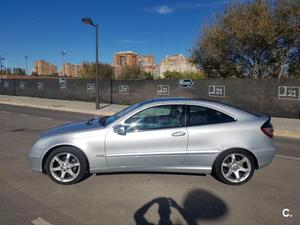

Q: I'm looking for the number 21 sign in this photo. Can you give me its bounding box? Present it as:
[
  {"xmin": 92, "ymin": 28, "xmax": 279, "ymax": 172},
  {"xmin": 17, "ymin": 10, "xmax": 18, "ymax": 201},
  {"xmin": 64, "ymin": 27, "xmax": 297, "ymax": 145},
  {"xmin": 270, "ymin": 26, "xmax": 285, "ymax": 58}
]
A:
[
  {"xmin": 209, "ymin": 85, "xmax": 225, "ymax": 97},
  {"xmin": 278, "ymin": 86, "xmax": 299, "ymax": 100}
]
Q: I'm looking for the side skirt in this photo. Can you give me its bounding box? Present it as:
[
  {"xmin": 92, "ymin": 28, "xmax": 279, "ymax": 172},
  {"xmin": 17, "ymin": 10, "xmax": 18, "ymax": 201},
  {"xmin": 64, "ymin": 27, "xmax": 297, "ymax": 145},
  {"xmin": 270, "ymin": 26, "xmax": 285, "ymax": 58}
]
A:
[{"xmin": 90, "ymin": 166, "xmax": 212, "ymax": 175}]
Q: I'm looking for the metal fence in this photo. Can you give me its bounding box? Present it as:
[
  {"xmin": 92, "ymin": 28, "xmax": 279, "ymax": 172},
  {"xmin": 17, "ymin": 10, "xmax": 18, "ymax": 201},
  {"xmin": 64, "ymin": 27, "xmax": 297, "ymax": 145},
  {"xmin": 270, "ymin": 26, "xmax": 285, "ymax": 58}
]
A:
[{"xmin": 0, "ymin": 78, "xmax": 299, "ymax": 119}]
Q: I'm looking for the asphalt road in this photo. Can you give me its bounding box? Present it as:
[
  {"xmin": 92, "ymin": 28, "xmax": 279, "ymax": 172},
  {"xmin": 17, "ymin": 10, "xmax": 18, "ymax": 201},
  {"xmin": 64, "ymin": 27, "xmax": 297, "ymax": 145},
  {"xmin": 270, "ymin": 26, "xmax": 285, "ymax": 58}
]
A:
[{"xmin": 0, "ymin": 104, "xmax": 299, "ymax": 225}]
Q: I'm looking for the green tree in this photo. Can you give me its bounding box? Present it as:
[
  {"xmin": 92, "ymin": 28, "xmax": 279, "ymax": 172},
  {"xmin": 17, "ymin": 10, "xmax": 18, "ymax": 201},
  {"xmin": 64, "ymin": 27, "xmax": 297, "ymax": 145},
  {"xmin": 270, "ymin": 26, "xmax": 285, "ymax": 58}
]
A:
[
  {"xmin": 78, "ymin": 62, "xmax": 114, "ymax": 79},
  {"xmin": 143, "ymin": 72, "xmax": 154, "ymax": 80},
  {"xmin": 10, "ymin": 67, "xmax": 26, "ymax": 75},
  {"xmin": 191, "ymin": 0, "xmax": 300, "ymax": 79},
  {"xmin": 119, "ymin": 65, "xmax": 142, "ymax": 80}
]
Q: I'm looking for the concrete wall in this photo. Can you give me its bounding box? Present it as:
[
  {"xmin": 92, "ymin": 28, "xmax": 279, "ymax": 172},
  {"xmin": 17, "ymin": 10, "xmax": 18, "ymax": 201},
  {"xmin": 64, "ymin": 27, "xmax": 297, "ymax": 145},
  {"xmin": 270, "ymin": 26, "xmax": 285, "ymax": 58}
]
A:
[{"xmin": 0, "ymin": 78, "xmax": 299, "ymax": 119}]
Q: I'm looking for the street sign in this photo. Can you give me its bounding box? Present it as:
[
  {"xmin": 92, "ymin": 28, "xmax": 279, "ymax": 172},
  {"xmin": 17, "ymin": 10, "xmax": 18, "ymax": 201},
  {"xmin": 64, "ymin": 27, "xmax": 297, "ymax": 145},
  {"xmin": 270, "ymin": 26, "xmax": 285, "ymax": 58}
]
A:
[
  {"xmin": 178, "ymin": 79, "xmax": 193, "ymax": 88},
  {"xmin": 37, "ymin": 82, "xmax": 44, "ymax": 90},
  {"xmin": 278, "ymin": 86, "xmax": 300, "ymax": 100},
  {"xmin": 157, "ymin": 85, "xmax": 170, "ymax": 95},
  {"xmin": 59, "ymin": 78, "xmax": 68, "ymax": 90},
  {"xmin": 19, "ymin": 81, "xmax": 25, "ymax": 90},
  {"xmin": 87, "ymin": 83, "xmax": 96, "ymax": 92},
  {"xmin": 119, "ymin": 85, "xmax": 129, "ymax": 94},
  {"xmin": 3, "ymin": 81, "xmax": 9, "ymax": 88},
  {"xmin": 209, "ymin": 85, "xmax": 225, "ymax": 97}
]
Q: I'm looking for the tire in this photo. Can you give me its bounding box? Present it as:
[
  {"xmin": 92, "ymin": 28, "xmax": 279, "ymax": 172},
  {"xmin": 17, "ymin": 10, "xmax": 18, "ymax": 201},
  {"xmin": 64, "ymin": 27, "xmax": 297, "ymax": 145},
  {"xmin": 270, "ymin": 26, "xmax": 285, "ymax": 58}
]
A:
[
  {"xmin": 45, "ymin": 146, "xmax": 88, "ymax": 185},
  {"xmin": 213, "ymin": 149, "xmax": 255, "ymax": 185}
]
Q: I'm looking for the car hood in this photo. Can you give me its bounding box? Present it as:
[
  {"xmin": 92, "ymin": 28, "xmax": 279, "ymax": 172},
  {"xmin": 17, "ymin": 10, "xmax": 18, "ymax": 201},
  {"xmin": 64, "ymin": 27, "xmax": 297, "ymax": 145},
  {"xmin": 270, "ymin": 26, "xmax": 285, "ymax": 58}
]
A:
[{"xmin": 39, "ymin": 119, "xmax": 104, "ymax": 138}]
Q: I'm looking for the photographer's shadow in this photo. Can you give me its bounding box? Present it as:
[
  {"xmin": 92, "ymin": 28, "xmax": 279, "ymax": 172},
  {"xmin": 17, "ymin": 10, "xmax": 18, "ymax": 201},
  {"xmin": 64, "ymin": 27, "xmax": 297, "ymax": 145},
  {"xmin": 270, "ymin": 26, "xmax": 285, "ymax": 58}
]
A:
[{"xmin": 134, "ymin": 189, "xmax": 228, "ymax": 225}]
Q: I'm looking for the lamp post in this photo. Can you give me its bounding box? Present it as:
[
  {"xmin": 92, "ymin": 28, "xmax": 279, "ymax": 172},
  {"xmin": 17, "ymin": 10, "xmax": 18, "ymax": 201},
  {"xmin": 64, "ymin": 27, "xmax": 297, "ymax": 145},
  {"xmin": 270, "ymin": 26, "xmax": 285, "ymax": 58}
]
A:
[{"xmin": 81, "ymin": 17, "xmax": 100, "ymax": 109}]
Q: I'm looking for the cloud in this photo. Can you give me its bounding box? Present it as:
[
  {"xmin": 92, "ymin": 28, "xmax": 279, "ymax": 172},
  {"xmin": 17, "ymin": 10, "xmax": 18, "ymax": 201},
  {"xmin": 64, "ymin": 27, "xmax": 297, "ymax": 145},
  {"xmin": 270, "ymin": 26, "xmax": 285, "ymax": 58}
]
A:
[
  {"xmin": 147, "ymin": 5, "xmax": 175, "ymax": 15},
  {"xmin": 146, "ymin": 1, "xmax": 224, "ymax": 15},
  {"xmin": 120, "ymin": 40, "xmax": 147, "ymax": 44}
]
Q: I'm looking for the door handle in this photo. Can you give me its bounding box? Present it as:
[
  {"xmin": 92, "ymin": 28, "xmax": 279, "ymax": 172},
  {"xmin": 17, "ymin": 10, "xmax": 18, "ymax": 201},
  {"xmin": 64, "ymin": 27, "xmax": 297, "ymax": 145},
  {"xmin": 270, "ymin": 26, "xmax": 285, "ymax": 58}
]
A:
[{"xmin": 171, "ymin": 131, "xmax": 186, "ymax": 137}]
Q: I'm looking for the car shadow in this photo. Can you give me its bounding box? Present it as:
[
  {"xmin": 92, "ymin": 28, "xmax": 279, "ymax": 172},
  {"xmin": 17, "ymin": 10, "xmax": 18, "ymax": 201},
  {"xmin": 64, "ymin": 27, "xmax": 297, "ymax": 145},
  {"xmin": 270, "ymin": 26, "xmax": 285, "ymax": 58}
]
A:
[{"xmin": 134, "ymin": 189, "xmax": 228, "ymax": 225}]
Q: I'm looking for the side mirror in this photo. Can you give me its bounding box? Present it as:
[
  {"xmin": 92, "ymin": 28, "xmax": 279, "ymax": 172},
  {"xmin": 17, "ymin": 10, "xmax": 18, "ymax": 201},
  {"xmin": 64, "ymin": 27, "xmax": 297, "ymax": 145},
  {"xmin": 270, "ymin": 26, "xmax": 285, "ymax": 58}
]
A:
[{"xmin": 113, "ymin": 125, "xmax": 126, "ymax": 135}]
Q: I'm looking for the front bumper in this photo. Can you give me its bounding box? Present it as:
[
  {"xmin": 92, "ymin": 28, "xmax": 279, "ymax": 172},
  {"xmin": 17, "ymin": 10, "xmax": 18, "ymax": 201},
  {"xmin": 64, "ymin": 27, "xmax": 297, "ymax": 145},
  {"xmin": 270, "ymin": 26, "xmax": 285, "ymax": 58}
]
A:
[{"xmin": 27, "ymin": 155, "xmax": 43, "ymax": 173}]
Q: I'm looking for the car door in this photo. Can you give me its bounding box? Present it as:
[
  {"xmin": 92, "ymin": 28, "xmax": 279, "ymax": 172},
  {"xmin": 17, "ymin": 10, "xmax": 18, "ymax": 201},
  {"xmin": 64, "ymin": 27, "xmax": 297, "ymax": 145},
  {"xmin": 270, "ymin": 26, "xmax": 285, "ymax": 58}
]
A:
[
  {"xmin": 184, "ymin": 104, "xmax": 237, "ymax": 168},
  {"xmin": 105, "ymin": 104, "xmax": 188, "ymax": 167}
]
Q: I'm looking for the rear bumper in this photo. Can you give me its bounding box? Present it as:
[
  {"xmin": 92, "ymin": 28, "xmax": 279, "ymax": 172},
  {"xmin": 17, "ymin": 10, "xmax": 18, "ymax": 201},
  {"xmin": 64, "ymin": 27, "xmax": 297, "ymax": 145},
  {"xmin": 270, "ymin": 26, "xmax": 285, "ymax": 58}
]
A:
[{"xmin": 253, "ymin": 146, "xmax": 276, "ymax": 168}]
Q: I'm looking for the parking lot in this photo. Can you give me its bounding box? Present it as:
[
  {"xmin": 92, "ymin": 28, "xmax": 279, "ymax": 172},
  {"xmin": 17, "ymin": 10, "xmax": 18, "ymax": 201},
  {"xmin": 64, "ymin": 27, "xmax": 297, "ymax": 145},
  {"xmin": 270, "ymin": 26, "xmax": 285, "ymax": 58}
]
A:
[{"xmin": 0, "ymin": 104, "xmax": 299, "ymax": 225}]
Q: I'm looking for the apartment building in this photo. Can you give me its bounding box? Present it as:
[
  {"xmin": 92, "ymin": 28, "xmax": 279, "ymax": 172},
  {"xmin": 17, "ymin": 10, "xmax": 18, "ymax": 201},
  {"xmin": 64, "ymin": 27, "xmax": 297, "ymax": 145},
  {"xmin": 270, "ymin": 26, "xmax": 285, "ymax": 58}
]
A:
[
  {"xmin": 113, "ymin": 51, "xmax": 157, "ymax": 79},
  {"xmin": 60, "ymin": 63, "xmax": 81, "ymax": 77},
  {"xmin": 34, "ymin": 60, "xmax": 57, "ymax": 76},
  {"xmin": 159, "ymin": 54, "xmax": 200, "ymax": 77}
]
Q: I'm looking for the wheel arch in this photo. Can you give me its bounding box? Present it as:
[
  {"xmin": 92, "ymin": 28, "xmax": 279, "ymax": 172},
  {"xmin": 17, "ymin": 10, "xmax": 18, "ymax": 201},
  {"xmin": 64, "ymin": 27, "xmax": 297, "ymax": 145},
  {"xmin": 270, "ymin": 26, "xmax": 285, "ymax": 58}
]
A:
[
  {"xmin": 213, "ymin": 148, "xmax": 259, "ymax": 171},
  {"xmin": 42, "ymin": 145, "xmax": 90, "ymax": 174}
]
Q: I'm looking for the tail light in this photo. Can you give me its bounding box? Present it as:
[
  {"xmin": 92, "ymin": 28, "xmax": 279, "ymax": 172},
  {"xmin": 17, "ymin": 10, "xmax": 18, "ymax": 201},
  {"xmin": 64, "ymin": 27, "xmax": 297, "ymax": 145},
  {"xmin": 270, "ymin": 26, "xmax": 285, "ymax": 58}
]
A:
[{"xmin": 261, "ymin": 119, "xmax": 274, "ymax": 138}]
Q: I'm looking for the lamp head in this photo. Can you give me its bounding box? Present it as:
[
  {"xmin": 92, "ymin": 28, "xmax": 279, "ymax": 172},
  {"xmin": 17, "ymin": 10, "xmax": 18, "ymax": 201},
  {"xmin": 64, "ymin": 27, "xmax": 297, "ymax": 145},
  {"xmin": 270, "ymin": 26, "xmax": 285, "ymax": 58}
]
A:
[{"xmin": 81, "ymin": 17, "xmax": 95, "ymax": 27}]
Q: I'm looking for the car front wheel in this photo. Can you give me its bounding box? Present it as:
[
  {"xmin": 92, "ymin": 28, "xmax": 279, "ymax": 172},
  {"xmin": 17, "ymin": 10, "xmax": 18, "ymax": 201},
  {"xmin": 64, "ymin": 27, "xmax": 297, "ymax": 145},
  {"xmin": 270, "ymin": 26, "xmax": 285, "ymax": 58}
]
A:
[
  {"xmin": 45, "ymin": 147, "xmax": 88, "ymax": 185},
  {"xmin": 213, "ymin": 149, "xmax": 255, "ymax": 185}
]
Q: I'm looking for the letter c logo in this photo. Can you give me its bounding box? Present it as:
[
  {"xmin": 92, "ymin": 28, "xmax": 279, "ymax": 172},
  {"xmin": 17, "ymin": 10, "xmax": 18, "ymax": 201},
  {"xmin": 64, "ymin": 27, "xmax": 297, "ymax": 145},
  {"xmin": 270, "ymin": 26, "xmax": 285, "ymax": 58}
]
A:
[{"xmin": 282, "ymin": 208, "xmax": 292, "ymax": 218}]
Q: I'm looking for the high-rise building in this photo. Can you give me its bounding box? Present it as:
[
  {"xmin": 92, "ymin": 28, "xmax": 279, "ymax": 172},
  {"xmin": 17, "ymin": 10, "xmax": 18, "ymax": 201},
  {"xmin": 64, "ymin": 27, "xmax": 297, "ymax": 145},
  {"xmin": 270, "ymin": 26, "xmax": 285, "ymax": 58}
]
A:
[
  {"xmin": 34, "ymin": 60, "xmax": 57, "ymax": 76},
  {"xmin": 60, "ymin": 63, "xmax": 81, "ymax": 77},
  {"xmin": 159, "ymin": 54, "xmax": 200, "ymax": 77},
  {"xmin": 139, "ymin": 55, "xmax": 158, "ymax": 77},
  {"xmin": 113, "ymin": 51, "xmax": 157, "ymax": 79},
  {"xmin": 113, "ymin": 51, "xmax": 139, "ymax": 79}
]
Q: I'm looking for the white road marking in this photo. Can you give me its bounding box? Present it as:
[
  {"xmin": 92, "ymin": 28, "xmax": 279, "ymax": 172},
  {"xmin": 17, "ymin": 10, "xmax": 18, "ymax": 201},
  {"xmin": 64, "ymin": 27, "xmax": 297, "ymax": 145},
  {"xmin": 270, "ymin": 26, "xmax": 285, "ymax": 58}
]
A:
[
  {"xmin": 275, "ymin": 154, "xmax": 300, "ymax": 161},
  {"xmin": 19, "ymin": 113, "xmax": 29, "ymax": 117},
  {"xmin": 39, "ymin": 117, "xmax": 52, "ymax": 121},
  {"xmin": 32, "ymin": 217, "xmax": 52, "ymax": 225}
]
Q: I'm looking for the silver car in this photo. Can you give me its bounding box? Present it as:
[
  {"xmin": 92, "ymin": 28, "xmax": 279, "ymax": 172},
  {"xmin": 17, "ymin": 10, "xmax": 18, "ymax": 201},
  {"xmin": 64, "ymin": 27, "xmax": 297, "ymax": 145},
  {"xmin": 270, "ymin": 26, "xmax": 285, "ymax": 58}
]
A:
[{"xmin": 28, "ymin": 98, "xmax": 275, "ymax": 185}]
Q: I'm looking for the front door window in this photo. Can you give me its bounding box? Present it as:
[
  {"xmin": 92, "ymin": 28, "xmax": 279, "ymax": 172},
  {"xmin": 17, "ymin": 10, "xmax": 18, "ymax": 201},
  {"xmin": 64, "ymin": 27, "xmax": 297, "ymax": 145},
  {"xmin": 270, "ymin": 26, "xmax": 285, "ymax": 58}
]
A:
[{"xmin": 124, "ymin": 105, "xmax": 185, "ymax": 132}]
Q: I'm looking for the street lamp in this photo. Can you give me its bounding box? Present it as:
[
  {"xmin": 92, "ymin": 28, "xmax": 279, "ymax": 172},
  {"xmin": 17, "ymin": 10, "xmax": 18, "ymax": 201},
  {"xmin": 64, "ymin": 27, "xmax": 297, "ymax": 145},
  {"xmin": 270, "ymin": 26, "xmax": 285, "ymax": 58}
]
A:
[{"xmin": 81, "ymin": 17, "xmax": 100, "ymax": 109}]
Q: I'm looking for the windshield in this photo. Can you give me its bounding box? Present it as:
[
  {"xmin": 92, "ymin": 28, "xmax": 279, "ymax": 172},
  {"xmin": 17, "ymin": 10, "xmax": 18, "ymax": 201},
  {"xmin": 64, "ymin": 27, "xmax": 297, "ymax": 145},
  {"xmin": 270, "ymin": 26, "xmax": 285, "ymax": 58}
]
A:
[{"xmin": 104, "ymin": 102, "xmax": 143, "ymax": 126}]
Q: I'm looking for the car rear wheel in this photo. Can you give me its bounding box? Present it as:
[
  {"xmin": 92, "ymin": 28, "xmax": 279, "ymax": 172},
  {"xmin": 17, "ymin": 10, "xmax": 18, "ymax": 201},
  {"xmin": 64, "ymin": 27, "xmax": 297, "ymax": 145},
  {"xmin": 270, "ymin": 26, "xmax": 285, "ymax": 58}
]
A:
[
  {"xmin": 213, "ymin": 149, "xmax": 255, "ymax": 185},
  {"xmin": 45, "ymin": 147, "xmax": 88, "ymax": 185}
]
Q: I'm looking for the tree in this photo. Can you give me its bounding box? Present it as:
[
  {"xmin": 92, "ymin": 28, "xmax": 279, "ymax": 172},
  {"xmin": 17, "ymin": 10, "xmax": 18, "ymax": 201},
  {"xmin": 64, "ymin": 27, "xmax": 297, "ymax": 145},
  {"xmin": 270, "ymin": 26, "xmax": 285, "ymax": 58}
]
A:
[
  {"xmin": 191, "ymin": 0, "xmax": 300, "ymax": 79},
  {"xmin": 143, "ymin": 72, "xmax": 154, "ymax": 80},
  {"xmin": 118, "ymin": 65, "xmax": 142, "ymax": 80},
  {"xmin": 78, "ymin": 62, "xmax": 114, "ymax": 79}
]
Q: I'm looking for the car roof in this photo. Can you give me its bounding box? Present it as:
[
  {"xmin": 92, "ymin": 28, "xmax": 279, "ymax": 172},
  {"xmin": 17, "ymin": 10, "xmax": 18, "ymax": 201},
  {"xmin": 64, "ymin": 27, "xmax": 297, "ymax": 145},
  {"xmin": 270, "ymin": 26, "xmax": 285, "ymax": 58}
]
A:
[{"xmin": 140, "ymin": 97, "xmax": 211, "ymax": 104}]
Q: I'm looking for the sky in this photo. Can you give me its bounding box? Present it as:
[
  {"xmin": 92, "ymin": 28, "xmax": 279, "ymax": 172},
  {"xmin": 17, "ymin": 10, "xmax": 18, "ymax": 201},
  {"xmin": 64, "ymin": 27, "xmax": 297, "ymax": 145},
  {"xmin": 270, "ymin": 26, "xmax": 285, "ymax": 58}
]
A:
[{"xmin": 0, "ymin": 0, "xmax": 229, "ymax": 73}]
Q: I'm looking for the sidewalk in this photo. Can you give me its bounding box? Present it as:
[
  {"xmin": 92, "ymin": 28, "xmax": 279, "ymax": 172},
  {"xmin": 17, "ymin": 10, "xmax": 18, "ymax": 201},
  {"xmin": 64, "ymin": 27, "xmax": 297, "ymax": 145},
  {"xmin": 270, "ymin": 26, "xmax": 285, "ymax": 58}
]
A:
[
  {"xmin": 0, "ymin": 95, "xmax": 299, "ymax": 139},
  {"xmin": 0, "ymin": 95, "xmax": 127, "ymax": 116}
]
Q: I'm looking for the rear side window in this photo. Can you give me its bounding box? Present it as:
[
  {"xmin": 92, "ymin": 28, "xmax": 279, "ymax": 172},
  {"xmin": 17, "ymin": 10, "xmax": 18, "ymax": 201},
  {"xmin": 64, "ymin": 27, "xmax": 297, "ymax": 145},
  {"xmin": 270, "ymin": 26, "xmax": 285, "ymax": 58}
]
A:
[{"xmin": 186, "ymin": 105, "xmax": 236, "ymax": 126}]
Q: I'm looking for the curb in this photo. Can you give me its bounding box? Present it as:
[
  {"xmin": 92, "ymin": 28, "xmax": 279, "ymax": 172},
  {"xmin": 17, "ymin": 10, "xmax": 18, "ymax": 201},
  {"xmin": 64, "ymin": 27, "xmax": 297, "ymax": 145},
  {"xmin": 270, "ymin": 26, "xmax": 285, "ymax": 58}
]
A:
[
  {"xmin": 274, "ymin": 130, "xmax": 300, "ymax": 140},
  {"xmin": 1, "ymin": 100, "xmax": 300, "ymax": 139}
]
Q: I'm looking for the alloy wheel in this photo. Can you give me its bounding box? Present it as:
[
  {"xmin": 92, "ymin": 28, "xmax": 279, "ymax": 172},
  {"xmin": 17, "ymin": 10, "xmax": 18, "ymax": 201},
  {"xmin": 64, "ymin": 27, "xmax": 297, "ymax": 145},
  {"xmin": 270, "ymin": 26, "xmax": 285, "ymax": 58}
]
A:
[
  {"xmin": 49, "ymin": 152, "xmax": 81, "ymax": 183},
  {"xmin": 221, "ymin": 153, "xmax": 251, "ymax": 183}
]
